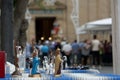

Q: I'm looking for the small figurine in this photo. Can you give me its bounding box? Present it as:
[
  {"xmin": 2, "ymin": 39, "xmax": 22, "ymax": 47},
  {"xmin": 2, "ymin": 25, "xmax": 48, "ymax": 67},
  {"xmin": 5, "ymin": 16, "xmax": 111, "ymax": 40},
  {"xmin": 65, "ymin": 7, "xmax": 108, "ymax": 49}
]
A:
[
  {"xmin": 12, "ymin": 41, "xmax": 22, "ymax": 77},
  {"xmin": 47, "ymin": 51, "xmax": 55, "ymax": 74},
  {"xmin": 54, "ymin": 48, "xmax": 62, "ymax": 77},
  {"xmin": 30, "ymin": 48, "xmax": 41, "ymax": 77},
  {"xmin": 42, "ymin": 56, "xmax": 49, "ymax": 73},
  {"xmin": 17, "ymin": 46, "xmax": 25, "ymax": 72},
  {"xmin": 48, "ymin": 59, "xmax": 54, "ymax": 74},
  {"xmin": 62, "ymin": 56, "xmax": 68, "ymax": 69}
]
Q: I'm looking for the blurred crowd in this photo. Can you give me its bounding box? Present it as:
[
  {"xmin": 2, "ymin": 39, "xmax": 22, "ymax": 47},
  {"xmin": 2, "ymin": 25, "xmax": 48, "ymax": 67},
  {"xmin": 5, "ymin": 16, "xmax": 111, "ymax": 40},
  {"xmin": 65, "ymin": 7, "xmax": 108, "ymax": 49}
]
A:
[{"xmin": 25, "ymin": 35, "xmax": 112, "ymax": 69}]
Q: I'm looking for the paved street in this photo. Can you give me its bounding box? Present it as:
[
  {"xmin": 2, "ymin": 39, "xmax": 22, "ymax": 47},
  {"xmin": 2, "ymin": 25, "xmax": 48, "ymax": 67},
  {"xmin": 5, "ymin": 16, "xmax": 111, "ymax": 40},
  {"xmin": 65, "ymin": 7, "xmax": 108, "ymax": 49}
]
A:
[
  {"xmin": 99, "ymin": 66, "xmax": 113, "ymax": 74},
  {"xmin": 90, "ymin": 66, "xmax": 113, "ymax": 74}
]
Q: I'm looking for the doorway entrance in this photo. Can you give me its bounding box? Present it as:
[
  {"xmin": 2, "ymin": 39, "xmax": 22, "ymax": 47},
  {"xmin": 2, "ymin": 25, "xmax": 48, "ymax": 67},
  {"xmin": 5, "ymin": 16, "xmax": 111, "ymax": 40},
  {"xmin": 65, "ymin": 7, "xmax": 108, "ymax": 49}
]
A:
[{"xmin": 35, "ymin": 17, "xmax": 56, "ymax": 43}]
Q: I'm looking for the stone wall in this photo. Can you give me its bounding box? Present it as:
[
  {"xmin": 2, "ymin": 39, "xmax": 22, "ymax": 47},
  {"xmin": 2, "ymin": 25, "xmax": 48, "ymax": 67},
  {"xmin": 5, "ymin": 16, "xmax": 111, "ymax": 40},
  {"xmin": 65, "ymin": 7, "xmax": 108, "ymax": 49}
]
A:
[
  {"xmin": 27, "ymin": 0, "xmax": 111, "ymax": 43},
  {"xmin": 79, "ymin": 0, "xmax": 111, "ymax": 25}
]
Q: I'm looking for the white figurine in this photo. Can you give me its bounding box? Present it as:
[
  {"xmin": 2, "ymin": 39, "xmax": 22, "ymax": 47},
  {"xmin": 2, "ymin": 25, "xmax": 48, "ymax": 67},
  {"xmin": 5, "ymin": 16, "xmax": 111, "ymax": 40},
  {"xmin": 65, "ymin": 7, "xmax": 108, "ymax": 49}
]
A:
[
  {"xmin": 62, "ymin": 56, "xmax": 68, "ymax": 69},
  {"xmin": 17, "ymin": 46, "xmax": 25, "ymax": 72},
  {"xmin": 48, "ymin": 59, "xmax": 54, "ymax": 74},
  {"xmin": 43, "ymin": 56, "xmax": 49, "ymax": 71}
]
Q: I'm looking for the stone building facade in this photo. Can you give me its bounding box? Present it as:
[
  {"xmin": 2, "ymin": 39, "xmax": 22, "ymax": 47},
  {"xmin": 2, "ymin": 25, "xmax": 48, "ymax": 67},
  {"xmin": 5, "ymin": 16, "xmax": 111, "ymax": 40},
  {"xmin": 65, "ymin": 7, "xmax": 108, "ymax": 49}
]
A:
[{"xmin": 27, "ymin": 0, "xmax": 111, "ymax": 43}]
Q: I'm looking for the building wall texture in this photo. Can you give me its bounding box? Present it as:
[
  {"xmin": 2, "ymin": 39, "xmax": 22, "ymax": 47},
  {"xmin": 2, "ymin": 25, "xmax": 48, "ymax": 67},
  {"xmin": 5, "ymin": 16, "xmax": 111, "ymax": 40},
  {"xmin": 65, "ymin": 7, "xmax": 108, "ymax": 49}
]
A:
[
  {"xmin": 79, "ymin": 0, "xmax": 111, "ymax": 25},
  {"xmin": 27, "ymin": 0, "xmax": 111, "ymax": 42}
]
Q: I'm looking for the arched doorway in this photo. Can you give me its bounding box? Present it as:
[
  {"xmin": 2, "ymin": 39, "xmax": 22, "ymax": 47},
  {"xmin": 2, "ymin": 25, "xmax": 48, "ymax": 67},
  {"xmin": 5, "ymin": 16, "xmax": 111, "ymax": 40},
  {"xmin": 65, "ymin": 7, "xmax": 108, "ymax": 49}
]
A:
[{"xmin": 35, "ymin": 17, "xmax": 56, "ymax": 43}]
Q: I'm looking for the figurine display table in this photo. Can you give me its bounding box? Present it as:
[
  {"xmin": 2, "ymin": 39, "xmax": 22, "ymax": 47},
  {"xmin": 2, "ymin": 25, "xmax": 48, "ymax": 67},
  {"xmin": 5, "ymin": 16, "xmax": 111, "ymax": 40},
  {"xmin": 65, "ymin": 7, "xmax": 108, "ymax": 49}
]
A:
[{"xmin": 1, "ymin": 69, "xmax": 120, "ymax": 80}]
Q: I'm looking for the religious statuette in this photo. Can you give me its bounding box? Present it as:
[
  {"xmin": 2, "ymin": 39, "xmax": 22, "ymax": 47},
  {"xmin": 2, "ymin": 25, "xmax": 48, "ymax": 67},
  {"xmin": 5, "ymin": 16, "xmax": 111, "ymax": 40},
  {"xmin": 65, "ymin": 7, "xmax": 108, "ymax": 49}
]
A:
[{"xmin": 54, "ymin": 48, "xmax": 62, "ymax": 77}]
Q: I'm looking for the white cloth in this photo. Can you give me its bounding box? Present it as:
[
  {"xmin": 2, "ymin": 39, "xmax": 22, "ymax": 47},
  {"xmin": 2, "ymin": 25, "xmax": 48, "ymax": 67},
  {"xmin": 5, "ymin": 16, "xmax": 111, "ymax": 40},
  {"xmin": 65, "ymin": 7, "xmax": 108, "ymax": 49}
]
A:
[{"xmin": 6, "ymin": 62, "xmax": 15, "ymax": 74}]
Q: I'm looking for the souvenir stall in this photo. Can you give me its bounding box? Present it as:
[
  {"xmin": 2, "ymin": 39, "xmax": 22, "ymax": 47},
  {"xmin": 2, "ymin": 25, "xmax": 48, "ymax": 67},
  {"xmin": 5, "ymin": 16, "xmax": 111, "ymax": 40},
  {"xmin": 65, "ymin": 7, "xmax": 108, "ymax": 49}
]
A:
[{"xmin": 1, "ymin": 49, "xmax": 120, "ymax": 80}]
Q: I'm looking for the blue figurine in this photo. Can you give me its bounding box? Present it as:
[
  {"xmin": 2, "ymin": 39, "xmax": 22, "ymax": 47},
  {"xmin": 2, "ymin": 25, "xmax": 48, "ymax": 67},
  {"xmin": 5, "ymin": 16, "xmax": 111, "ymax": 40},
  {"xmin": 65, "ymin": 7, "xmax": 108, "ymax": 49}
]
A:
[{"xmin": 31, "ymin": 48, "xmax": 40, "ymax": 75}]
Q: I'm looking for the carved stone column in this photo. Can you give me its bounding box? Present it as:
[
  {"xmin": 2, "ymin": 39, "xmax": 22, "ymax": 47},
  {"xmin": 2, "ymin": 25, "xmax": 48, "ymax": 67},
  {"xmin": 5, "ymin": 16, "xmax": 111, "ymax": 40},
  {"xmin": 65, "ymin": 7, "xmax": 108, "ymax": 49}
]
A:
[{"xmin": 111, "ymin": 0, "xmax": 120, "ymax": 74}]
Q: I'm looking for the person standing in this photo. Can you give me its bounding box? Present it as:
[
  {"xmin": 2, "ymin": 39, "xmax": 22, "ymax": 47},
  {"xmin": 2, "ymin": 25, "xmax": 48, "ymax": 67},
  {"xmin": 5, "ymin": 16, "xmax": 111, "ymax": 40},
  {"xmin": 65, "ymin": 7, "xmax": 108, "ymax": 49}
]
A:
[
  {"xmin": 81, "ymin": 40, "xmax": 91, "ymax": 66},
  {"xmin": 62, "ymin": 42, "xmax": 72, "ymax": 67},
  {"xmin": 40, "ymin": 43, "xmax": 49, "ymax": 67},
  {"xmin": 71, "ymin": 40, "xmax": 80, "ymax": 66},
  {"xmin": 91, "ymin": 35, "xmax": 101, "ymax": 68}
]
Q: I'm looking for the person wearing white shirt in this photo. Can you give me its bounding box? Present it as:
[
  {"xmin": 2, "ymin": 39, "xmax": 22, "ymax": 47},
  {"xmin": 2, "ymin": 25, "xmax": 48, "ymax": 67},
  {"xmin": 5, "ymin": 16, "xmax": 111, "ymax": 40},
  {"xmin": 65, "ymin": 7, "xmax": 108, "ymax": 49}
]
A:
[
  {"xmin": 91, "ymin": 35, "xmax": 101, "ymax": 68},
  {"xmin": 62, "ymin": 42, "xmax": 72, "ymax": 67}
]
